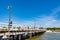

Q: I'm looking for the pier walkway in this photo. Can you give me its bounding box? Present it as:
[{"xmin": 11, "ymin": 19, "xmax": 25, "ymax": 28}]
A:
[{"xmin": 0, "ymin": 29, "xmax": 46, "ymax": 40}]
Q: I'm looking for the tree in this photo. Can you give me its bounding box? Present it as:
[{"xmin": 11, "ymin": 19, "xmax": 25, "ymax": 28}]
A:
[
  {"xmin": 17, "ymin": 26, "xmax": 21, "ymax": 30},
  {"xmin": 13, "ymin": 27, "xmax": 16, "ymax": 29}
]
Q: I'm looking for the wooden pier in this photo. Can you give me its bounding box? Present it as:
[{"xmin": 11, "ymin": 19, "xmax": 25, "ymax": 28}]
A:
[{"xmin": 0, "ymin": 29, "xmax": 46, "ymax": 40}]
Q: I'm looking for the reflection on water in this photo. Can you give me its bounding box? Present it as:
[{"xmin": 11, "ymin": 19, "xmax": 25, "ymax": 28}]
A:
[
  {"xmin": 38, "ymin": 32, "xmax": 60, "ymax": 40},
  {"xmin": 0, "ymin": 38, "xmax": 8, "ymax": 40}
]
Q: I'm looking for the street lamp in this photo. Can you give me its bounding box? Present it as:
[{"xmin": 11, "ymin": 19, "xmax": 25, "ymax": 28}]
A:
[{"xmin": 7, "ymin": 5, "xmax": 12, "ymax": 40}]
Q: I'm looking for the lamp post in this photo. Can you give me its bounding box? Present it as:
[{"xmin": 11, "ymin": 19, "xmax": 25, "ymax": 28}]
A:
[{"xmin": 7, "ymin": 5, "xmax": 12, "ymax": 40}]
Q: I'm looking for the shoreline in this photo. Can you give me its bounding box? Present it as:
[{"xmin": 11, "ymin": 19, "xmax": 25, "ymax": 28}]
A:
[{"xmin": 46, "ymin": 30, "xmax": 60, "ymax": 33}]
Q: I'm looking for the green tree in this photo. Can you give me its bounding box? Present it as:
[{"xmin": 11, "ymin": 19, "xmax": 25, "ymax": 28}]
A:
[{"xmin": 17, "ymin": 26, "xmax": 21, "ymax": 30}]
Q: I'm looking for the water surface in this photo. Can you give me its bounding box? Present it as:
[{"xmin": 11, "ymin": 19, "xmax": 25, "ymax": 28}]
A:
[{"xmin": 38, "ymin": 32, "xmax": 60, "ymax": 40}]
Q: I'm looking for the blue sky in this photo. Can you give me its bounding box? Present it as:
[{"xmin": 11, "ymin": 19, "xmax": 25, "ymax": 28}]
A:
[{"xmin": 0, "ymin": 0, "xmax": 60, "ymax": 28}]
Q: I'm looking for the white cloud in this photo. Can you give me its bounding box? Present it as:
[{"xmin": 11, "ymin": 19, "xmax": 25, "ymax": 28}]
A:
[
  {"xmin": 51, "ymin": 7, "xmax": 60, "ymax": 17},
  {"xmin": 1, "ymin": 7, "xmax": 60, "ymax": 28},
  {"xmin": 0, "ymin": 22, "xmax": 7, "ymax": 25},
  {"xmin": 12, "ymin": 7, "xmax": 60, "ymax": 28},
  {"xmin": 36, "ymin": 16, "xmax": 56, "ymax": 27},
  {"xmin": 21, "ymin": 7, "xmax": 60, "ymax": 28},
  {"xmin": 35, "ymin": 7, "xmax": 60, "ymax": 28}
]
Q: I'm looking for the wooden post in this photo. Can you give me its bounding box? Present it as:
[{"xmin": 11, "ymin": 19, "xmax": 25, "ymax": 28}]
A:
[
  {"xmin": 30, "ymin": 30, "xmax": 32, "ymax": 40},
  {"xmin": 18, "ymin": 34, "xmax": 21, "ymax": 40}
]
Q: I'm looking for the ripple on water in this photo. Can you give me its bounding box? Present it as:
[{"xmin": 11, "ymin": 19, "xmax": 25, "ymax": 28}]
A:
[{"xmin": 38, "ymin": 32, "xmax": 60, "ymax": 40}]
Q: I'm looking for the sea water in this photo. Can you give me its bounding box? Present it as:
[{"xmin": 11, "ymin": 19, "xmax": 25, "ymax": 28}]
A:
[{"xmin": 38, "ymin": 32, "xmax": 60, "ymax": 40}]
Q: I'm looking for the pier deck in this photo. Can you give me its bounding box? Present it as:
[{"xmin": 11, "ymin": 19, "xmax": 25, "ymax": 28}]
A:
[{"xmin": 0, "ymin": 29, "xmax": 46, "ymax": 40}]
